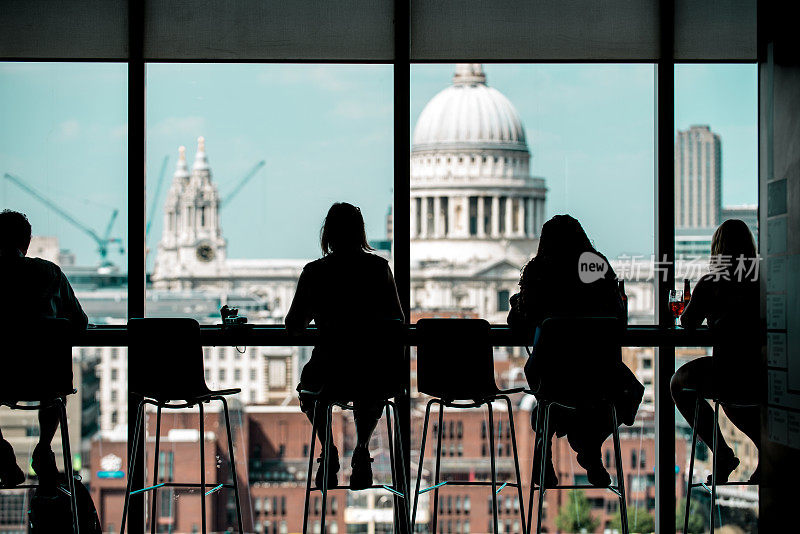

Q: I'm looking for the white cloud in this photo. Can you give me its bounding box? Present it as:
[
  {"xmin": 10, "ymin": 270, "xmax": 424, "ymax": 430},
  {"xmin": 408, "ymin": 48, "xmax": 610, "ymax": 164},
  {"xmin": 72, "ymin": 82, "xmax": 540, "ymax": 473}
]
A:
[
  {"xmin": 257, "ymin": 66, "xmax": 354, "ymax": 92},
  {"xmin": 150, "ymin": 116, "xmax": 207, "ymax": 137},
  {"xmin": 111, "ymin": 123, "xmax": 128, "ymax": 139},
  {"xmin": 54, "ymin": 119, "xmax": 80, "ymax": 141},
  {"xmin": 330, "ymin": 100, "xmax": 392, "ymax": 120}
]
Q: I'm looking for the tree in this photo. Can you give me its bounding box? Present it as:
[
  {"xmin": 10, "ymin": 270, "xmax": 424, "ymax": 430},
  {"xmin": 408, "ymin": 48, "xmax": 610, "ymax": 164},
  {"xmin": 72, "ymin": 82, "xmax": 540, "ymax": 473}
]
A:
[
  {"xmin": 609, "ymin": 507, "xmax": 655, "ymax": 533},
  {"xmin": 555, "ymin": 490, "xmax": 599, "ymax": 533},
  {"xmin": 676, "ymin": 497, "xmax": 707, "ymax": 534}
]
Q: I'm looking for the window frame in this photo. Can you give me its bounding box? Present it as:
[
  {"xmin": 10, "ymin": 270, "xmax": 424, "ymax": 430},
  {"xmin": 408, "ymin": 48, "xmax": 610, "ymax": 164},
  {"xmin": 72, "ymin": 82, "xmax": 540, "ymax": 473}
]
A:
[{"xmin": 0, "ymin": 2, "xmax": 760, "ymax": 533}]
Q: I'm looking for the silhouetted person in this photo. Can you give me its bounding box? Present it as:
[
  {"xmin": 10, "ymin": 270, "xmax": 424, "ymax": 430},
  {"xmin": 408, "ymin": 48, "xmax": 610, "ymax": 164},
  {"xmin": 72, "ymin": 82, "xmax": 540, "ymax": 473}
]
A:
[
  {"xmin": 508, "ymin": 214, "xmax": 643, "ymax": 487},
  {"xmin": 671, "ymin": 219, "xmax": 761, "ymax": 484},
  {"xmin": 0, "ymin": 210, "xmax": 87, "ymax": 488},
  {"xmin": 286, "ymin": 203, "xmax": 403, "ymax": 490}
]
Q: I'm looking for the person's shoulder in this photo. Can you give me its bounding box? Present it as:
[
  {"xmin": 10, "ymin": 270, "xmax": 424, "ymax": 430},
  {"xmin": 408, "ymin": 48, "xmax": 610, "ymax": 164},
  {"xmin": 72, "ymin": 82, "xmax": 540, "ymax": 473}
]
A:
[
  {"xmin": 301, "ymin": 257, "xmax": 326, "ymax": 275},
  {"xmin": 695, "ymin": 274, "xmax": 716, "ymax": 289},
  {"xmin": 363, "ymin": 252, "xmax": 389, "ymax": 266},
  {"xmin": 24, "ymin": 257, "xmax": 63, "ymax": 278}
]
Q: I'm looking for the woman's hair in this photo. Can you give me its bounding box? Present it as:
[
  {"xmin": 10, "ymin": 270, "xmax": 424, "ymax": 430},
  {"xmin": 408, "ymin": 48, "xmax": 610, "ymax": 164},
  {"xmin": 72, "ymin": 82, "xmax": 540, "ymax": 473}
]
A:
[
  {"xmin": 535, "ymin": 214, "xmax": 595, "ymax": 260},
  {"xmin": 519, "ymin": 214, "xmax": 601, "ymax": 289},
  {"xmin": 320, "ymin": 202, "xmax": 374, "ymax": 255},
  {"xmin": 710, "ymin": 219, "xmax": 757, "ymax": 278}
]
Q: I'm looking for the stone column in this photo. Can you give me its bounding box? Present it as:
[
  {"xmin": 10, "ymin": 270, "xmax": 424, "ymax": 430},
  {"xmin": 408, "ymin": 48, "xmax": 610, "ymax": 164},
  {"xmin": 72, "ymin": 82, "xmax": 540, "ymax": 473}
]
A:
[
  {"xmin": 410, "ymin": 196, "xmax": 418, "ymax": 238},
  {"xmin": 447, "ymin": 195, "xmax": 457, "ymax": 238},
  {"xmin": 491, "ymin": 196, "xmax": 500, "ymax": 237},
  {"xmin": 433, "ymin": 196, "xmax": 442, "ymax": 238},
  {"xmin": 419, "ymin": 196, "xmax": 428, "ymax": 238}
]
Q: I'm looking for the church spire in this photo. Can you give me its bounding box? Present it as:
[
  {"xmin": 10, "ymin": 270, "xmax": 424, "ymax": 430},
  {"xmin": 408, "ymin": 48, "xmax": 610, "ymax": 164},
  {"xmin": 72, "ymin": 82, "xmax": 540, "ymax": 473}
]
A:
[
  {"xmin": 193, "ymin": 136, "xmax": 209, "ymax": 171},
  {"xmin": 453, "ymin": 64, "xmax": 486, "ymax": 86},
  {"xmin": 174, "ymin": 145, "xmax": 190, "ymax": 182}
]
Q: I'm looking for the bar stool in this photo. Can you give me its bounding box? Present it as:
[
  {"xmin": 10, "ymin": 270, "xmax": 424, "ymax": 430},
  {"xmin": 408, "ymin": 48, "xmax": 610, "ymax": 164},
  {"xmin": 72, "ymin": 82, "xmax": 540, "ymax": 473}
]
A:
[
  {"xmin": 0, "ymin": 318, "xmax": 79, "ymax": 534},
  {"xmin": 525, "ymin": 317, "xmax": 629, "ymax": 534},
  {"xmin": 412, "ymin": 318, "xmax": 527, "ymax": 534},
  {"xmin": 301, "ymin": 320, "xmax": 410, "ymax": 534},
  {"xmin": 119, "ymin": 318, "xmax": 244, "ymax": 534},
  {"xmin": 682, "ymin": 392, "xmax": 759, "ymax": 534}
]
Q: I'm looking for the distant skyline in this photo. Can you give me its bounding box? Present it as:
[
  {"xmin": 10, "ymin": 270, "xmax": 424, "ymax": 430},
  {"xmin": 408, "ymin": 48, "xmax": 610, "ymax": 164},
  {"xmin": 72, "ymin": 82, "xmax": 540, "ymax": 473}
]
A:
[{"xmin": 0, "ymin": 62, "xmax": 756, "ymax": 268}]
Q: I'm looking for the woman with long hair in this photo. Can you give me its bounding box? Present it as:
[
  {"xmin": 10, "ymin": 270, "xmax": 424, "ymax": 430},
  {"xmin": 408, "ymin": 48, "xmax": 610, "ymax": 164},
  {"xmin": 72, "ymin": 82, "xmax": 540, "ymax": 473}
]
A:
[
  {"xmin": 671, "ymin": 219, "xmax": 761, "ymax": 483},
  {"xmin": 286, "ymin": 202, "xmax": 404, "ymax": 490},
  {"xmin": 508, "ymin": 214, "xmax": 643, "ymax": 487}
]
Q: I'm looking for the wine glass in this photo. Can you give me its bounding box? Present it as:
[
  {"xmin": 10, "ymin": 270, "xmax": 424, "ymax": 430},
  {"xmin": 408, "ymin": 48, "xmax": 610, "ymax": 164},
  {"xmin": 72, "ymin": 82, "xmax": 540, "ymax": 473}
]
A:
[{"xmin": 669, "ymin": 289, "xmax": 684, "ymax": 327}]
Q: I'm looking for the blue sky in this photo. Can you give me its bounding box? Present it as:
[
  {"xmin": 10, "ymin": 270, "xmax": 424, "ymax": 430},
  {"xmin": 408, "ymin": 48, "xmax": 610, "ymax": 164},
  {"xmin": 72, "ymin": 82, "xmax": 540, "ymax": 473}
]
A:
[{"xmin": 0, "ymin": 62, "xmax": 756, "ymax": 268}]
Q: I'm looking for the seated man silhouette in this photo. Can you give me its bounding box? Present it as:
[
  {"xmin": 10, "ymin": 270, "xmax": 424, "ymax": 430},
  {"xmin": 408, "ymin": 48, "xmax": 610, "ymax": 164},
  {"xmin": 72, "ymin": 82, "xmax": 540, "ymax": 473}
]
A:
[
  {"xmin": 286, "ymin": 203, "xmax": 404, "ymax": 490},
  {"xmin": 0, "ymin": 210, "xmax": 88, "ymax": 488}
]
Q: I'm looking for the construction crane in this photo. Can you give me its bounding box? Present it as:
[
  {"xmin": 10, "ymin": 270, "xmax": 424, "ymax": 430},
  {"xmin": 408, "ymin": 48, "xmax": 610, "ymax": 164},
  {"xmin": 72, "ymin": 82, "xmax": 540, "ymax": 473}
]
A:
[
  {"xmin": 220, "ymin": 160, "xmax": 266, "ymax": 209},
  {"xmin": 3, "ymin": 172, "xmax": 123, "ymax": 266},
  {"xmin": 145, "ymin": 155, "xmax": 169, "ymax": 244}
]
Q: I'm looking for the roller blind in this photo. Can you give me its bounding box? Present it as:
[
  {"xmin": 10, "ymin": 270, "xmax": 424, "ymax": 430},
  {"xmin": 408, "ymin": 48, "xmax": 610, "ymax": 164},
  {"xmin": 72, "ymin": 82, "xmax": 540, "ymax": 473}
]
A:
[
  {"xmin": 0, "ymin": 0, "xmax": 128, "ymax": 59},
  {"xmin": 143, "ymin": 0, "xmax": 394, "ymax": 61},
  {"xmin": 1, "ymin": 0, "xmax": 756, "ymax": 62},
  {"xmin": 411, "ymin": 0, "xmax": 756, "ymax": 62}
]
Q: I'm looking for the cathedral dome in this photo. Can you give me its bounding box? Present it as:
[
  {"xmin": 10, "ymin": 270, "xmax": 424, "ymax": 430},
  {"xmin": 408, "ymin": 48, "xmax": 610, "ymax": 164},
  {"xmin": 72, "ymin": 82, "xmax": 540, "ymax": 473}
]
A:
[{"xmin": 412, "ymin": 64, "xmax": 528, "ymax": 152}]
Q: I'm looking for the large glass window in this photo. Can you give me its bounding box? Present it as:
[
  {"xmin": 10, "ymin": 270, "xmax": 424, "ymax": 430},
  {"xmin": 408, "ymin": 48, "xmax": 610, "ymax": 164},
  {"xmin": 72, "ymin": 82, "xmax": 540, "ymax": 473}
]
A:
[
  {"xmin": 0, "ymin": 62, "xmax": 127, "ymax": 530},
  {"xmin": 409, "ymin": 63, "xmax": 656, "ymax": 532},
  {"xmin": 410, "ymin": 64, "xmax": 655, "ymax": 325},
  {"xmin": 673, "ymin": 64, "xmax": 759, "ymax": 533},
  {"xmin": 140, "ymin": 64, "xmax": 393, "ymax": 531}
]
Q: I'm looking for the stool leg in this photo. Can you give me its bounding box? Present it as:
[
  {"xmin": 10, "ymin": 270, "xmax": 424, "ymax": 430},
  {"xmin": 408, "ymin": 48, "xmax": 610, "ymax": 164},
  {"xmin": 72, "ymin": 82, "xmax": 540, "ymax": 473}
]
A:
[
  {"xmin": 150, "ymin": 404, "xmax": 162, "ymax": 534},
  {"xmin": 385, "ymin": 402, "xmax": 399, "ymax": 526},
  {"xmin": 710, "ymin": 400, "xmax": 720, "ymax": 534},
  {"xmin": 412, "ymin": 399, "xmax": 435, "ymax": 530},
  {"xmin": 487, "ymin": 402, "xmax": 499, "ymax": 534},
  {"xmin": 199, "ymin": 401, "xmax": 207, "ymax": 534},
  {"xmin": 219, "ymin": 397, "xmax": 244, "ymax": 533},
  {"xmin": 502, "ymin": 395, "xmax": 528, "ymax": 534},
  {"xmin": 611, "ymin": 405, "xmax": 628, "ymax": 534},
  {"xmin": 683, "ymin": 397, "xmax": 700, "ymax": 534},
  {"xmin": 302, "ymin": 400, "xmax": 319, "ymax": 534},
  {"xmin": 535, "ymin": 402, "xmax": 551, "ymax": 534},
  {"xmin": 389, "ymin": 400, "xmax": 411, "ymax": 534},
  {"xmin": 431, "ymin": 401, "xmax": 444, "ymax": 534},
  {"xmin": 120, "ymin": 399, "xmax": 146, "ymax": 534},
  {"xmin": 527, "ymin": 402, "xmax": 544, "ymax": 534},
  {"xmin": 320, "ymin": 403, "xmax": 334, "ymax": 534},
  {"xmin": 56, "ymin": 398, "xmax": 79, "ymax": 534}
]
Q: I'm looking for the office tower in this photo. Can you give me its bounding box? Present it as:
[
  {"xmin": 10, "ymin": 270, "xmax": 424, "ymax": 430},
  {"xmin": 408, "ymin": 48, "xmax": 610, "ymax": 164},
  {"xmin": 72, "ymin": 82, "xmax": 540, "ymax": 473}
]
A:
[{"xmin": 675, "ymin": 125, "xmax": 722, "ymax": 229}]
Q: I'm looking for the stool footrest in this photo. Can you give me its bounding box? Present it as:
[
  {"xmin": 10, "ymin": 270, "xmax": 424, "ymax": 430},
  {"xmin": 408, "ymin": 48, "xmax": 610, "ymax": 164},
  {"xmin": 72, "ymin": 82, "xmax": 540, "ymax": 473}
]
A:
[
  {"xmin": 689, "ymin": 480, "xmax": 757, "ymax": 489},
  {"xmin": 495, "ymin": 482, "xmax": 508, "ymax": 494},
  {"xmin": 419, "ymin": 481, "xmax": 447, "ymax": 494},
  {"xmin": 205, "ymin": 483, "xmax": 224, "ymax": 496},
  {"xmin": 382, "ymin": 485, "xmax": 405, "ymax": 498},
  {"xmin": 532, "ymin": 483, "xmax": 624, "ymax": 492},
  {"xmin": 308, "ymin": 483, "xmax": 403, "ymax": 492},
  {"xmin": 129, "ymin": 481, "xmax": 236, "ymax": 496}
]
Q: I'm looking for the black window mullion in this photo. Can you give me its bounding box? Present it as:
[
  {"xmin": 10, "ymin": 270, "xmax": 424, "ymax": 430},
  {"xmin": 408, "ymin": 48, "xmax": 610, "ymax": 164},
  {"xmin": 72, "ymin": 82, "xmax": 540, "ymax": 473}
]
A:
[
  {"xmin": 127, "ymin": 0, "xmax": 146, "ymax": 530},
  {"xmin": 394, "ymin": 1, "xmax": 411, "ymax": 532},
  {"xmin": 655, "ymin": 1, "xmax": 676, "ymax": 533}
]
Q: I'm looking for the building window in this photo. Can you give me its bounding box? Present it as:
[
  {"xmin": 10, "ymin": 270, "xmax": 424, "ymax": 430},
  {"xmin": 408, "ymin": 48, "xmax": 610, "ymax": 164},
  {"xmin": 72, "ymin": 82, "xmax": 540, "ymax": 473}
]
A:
[
  {"xmin": 268, "ymin": 359, "xmax": 287, "ymax": 388},
  {"xmin": 497, "ymin": 290, "xmax": 510, "ymax": 312}
]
